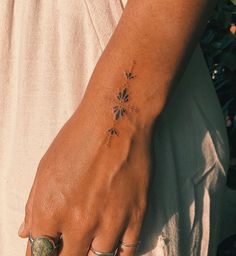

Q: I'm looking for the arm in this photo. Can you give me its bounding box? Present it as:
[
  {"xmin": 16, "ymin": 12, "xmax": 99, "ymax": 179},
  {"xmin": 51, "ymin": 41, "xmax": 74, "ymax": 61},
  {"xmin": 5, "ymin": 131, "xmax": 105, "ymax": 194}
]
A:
[
  {"xmin": 79, "ymin": 0, "xmax": 217, "ymax": 134},
  {"xmin": 19, "ymin": 0, "xmax": 218, "ymax": 255}
]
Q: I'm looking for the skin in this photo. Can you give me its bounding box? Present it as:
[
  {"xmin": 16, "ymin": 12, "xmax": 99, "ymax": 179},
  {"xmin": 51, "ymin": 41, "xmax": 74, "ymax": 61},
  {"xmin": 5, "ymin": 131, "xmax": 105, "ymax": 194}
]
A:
[{"xmin": 18, "ymin": 0, "xmax": 219, "ymax": 255}]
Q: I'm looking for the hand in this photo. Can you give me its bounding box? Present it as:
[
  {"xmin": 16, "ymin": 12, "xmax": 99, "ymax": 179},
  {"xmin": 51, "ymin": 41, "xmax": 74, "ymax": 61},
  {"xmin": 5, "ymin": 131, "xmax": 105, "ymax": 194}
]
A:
[{"xmin": 18, "ymin": 101, "xmax": 151, "ymax": 256}]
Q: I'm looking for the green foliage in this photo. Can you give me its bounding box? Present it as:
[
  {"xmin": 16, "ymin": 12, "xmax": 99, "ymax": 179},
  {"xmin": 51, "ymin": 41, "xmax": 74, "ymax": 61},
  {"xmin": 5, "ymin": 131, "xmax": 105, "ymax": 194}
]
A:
[
  {"xmin": 201, "ymin": 3, "xmax": 236, "ymax": 251},
  {"xmin": 200, "ymin": 0, "xmax": 236, "ymax": 173},
  {"xmin": 230, "ymin": 0, "xmax": 236, "ymax": 5}
]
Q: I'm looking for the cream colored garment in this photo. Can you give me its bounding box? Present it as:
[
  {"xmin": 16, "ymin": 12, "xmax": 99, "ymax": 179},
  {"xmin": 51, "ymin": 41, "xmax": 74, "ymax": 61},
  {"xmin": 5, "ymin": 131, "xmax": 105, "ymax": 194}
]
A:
[{"xmin": 0, "ymin": 0, "xmax": 232, "ymax": 255}]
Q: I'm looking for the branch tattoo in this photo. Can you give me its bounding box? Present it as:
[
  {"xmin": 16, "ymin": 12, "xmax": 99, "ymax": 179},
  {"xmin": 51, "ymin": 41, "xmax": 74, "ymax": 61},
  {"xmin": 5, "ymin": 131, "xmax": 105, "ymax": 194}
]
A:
[{"xmin": 105, "ymin": 61, "xmax": 138, "ymax": 146}]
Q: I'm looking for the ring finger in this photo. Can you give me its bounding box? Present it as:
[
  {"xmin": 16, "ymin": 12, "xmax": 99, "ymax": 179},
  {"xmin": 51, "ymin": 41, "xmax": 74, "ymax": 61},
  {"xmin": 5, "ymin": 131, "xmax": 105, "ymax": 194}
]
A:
[
  {"xmin": 88, "ymin": 224, "xmax": 127, "ymax": 256},
  {"xmin": 116, "ymin": 218, "xmax": 143, "ymax": 256}
]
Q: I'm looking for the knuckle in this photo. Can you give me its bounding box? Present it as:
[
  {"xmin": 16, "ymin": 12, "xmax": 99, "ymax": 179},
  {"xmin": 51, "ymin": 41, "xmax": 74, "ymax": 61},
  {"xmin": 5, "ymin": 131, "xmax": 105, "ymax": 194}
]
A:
[
  {"xmin": 32, "ymin": 193, "xmax": 61, "ymax": 222},
  {"xmin": 139, "ymin": 197, "xmax": 147, "ymax": 210},
  {"xmin": 79, "ymin": 211, "xmax": 98, "ymax": 230},
  {"xmin": 25, "ymin": 203, "xmax": 31, "ymax": 216},
  {"xmin": 35, "ymin": 187, "xmax": 63, "ymax": 214},
  {"xmin": 131, "ymin": 207, "xmax": 145, "ymax": 224},
  {"xmin": 35, "ymin": 199, "xmax": 58, "ymax": 218},
  {"xmin": 130, "ymin": 198, "xmax": 147, "ymax": 225}
]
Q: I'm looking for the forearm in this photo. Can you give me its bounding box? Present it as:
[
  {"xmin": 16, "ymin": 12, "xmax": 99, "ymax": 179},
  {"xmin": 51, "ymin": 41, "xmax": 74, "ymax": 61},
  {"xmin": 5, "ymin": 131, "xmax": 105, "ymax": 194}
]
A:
[{"xmin": 74, "ymin": 0, "xmax": 218, "ymax": 145}]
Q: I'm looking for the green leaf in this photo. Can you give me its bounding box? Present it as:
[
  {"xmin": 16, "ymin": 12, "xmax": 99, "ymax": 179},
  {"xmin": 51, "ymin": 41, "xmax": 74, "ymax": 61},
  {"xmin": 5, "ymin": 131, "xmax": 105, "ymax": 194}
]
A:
[{"xmin": 230, "ymin": 0, "xmax": 236, "ymax": 5}]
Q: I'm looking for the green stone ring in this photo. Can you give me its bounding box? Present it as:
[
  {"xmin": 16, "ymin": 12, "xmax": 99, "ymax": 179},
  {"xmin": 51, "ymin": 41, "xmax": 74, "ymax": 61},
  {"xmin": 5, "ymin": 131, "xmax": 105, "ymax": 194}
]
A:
[{"xmin": 29, "ymin": 232, "xmax": 61, "ymax": 256}]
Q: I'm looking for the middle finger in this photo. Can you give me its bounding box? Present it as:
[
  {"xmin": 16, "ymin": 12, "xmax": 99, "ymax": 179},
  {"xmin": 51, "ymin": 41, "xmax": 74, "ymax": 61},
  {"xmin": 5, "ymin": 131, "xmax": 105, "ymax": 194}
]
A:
[{"xmin": 88, "ymin": 227, "xmax": 126, "ymax": 256}]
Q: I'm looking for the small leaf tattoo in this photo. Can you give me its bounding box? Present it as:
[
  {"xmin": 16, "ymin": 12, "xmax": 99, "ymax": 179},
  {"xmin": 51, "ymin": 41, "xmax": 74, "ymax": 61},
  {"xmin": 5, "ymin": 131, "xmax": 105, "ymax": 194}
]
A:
[
  {"xmin": 107, "ymin": 127, "xmax": 119, "ymax": 136},
  {"xmin": 106, "ymin": 127, "xmax": 119, "ymax": 146},
  {"xmin": 113, "ymin": 105, "xmax": 126, "ymax": 120},
  {"xmin": 124, "ymin": 60, "xmax": 136, "ymax": 80},
  {"xmin": 105, "ymin": 60, "xmax": 137, "ymax": 147},
  {"xmin": 124, "ymin": 71, "xmax": 136, "ymax": 80},
  {"xmin": 117, "ymin": 88, "xmax": 129, "ymax": 102}
]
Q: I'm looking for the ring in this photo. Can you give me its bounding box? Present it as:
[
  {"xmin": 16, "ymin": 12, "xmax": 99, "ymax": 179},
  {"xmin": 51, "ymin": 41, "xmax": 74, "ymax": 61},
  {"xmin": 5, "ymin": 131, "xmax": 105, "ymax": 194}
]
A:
[
  {"xmin": 90, "ymin": 246, "xmax": 118, "ymax": 256},
  {"xmin": 119, "ymin": 241, "xmax": 141, "ymax": 248},
  {"xmin": 29, "ymin": 232, "xmax": 61, "ymax": 256}
]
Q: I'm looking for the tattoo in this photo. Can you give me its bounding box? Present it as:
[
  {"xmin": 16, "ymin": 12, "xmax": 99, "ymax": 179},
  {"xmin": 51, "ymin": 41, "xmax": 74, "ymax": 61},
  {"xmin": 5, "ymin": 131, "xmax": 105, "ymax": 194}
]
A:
[
  {"xmin": 124, "ymin": 71, "xmax": 136, "ymax": 80},
  {"xmin": 113, "ymin": 88, "xmax": 129, "ymax": 119},
  {"xmin": 117, "ymin": 87, "xmax": 129, "ymax": 103},
  {"xmin": 107, "ymin": 127, "xmax": 119, "ymax": 136},
  {"xmin": 105, "ymin": 61, "xmax": 138, "ymax": 146}
]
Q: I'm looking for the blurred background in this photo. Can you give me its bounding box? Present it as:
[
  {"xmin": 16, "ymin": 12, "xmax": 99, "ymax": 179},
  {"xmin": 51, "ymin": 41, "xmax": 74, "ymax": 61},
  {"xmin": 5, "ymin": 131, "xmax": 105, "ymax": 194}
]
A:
[{"xmin": 200, "ymin": 0, "xmax": 236, "ymax": 254}]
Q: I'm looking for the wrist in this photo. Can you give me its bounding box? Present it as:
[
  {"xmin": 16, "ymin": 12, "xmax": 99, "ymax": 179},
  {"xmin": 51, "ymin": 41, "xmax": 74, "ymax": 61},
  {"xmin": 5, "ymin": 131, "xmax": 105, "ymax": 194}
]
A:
[
  {"xmin": 74, "ymin": 59, "xmax": 168, "ymax": 147},
  {"xmin": 74, "ymin": 93, "xmax": 154, "ymax": 150}
]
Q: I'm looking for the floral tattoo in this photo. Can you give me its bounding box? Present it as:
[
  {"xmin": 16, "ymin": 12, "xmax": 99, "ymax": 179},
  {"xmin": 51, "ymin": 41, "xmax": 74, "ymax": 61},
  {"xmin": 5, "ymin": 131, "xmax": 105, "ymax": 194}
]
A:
[{"xmin": 105, "ymin": 61, "xmax": 138, "ymax": 146}]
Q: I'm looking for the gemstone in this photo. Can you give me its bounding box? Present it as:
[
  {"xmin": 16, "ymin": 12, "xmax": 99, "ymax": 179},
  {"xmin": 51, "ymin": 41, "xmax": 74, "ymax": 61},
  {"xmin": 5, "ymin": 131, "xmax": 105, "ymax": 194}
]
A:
[{"xmin": 31, "ymin": 237, "xmax": 56, "ymax": 256}]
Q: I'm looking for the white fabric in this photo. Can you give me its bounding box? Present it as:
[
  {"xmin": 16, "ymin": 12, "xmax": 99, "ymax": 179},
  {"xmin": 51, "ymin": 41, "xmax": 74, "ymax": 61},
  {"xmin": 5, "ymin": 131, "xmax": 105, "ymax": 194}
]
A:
[{"xmin": 0, "ymin": 0, "xmax": 233, "ymax": 255}]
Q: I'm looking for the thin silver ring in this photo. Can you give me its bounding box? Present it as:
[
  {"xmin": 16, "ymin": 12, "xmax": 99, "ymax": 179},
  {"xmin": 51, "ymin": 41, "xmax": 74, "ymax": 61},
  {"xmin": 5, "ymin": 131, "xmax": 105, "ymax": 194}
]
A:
[
  {"xmin": 29, "ymin": 232, "xmax": 57, "ymax": 247},
  {"xmin": 120, "ymin": 241, "xmax": 141, "ymax": 248},
  {"xmin": 29, "ymin": 232, "xmax": 34, "ymax": 244},
  {"xmin": 90, "ymin": 246, "xmax": 118, "ymax": 256}
]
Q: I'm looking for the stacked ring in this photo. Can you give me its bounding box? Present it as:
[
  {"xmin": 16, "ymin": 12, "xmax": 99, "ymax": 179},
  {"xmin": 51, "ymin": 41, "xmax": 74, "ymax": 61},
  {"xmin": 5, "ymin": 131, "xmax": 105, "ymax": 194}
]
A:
[
  {"xmin": 29, "ymin": 232, "xmax": 140, "ymax": 256},
  {"xmin": 90, "ymin": 241, "xmax": 141, "ymax": 256}
]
